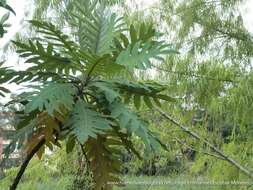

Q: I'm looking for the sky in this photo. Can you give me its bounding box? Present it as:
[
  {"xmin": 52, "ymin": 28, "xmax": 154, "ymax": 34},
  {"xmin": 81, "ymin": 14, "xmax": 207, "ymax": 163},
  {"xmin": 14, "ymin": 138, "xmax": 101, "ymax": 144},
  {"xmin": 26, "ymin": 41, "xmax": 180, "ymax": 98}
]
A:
[
  {"xmin": 0, "ymin": 0, "xmax": 252, "ymax": 48},
  {"xmin": 0, "ymin": 0, "xmax": 252, "ymax": 101},
  {"xmin": 241, "ymin": 0, "xmax": 253, "ymax": 32},
  {"xmin": 0, "ymin": 0, "xmax": 253, "ymax": 48}
]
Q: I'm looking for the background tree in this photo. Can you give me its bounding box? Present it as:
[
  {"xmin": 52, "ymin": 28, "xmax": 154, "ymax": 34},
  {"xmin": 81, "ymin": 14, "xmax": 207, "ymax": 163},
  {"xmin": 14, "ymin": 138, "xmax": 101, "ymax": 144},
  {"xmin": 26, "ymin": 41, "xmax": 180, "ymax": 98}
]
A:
[
  {"xmin": 157, "ymin": 0, "xmax": 253, "ymax": 143},
  {"xmin": 112, "ymin": 0, "xmax": 253, "ymax": 182}
]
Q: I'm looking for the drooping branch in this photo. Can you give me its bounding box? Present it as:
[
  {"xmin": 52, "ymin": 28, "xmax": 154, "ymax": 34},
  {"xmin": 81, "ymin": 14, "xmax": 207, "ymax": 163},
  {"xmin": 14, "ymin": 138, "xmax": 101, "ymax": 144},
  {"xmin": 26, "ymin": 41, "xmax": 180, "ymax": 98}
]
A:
[
  {"xmin": 173, "ymin": 137, "xmax": 226, "ymax": 160},
  {"xmin": 9, "ymin": 138, "xmax": 45, "ymax": 190},
  {"xmin": 156, "ymin": 107, "xmax": 253, "ymax": 179},
  {"xmin": 151, "ymin": 64, "xmax": 238, "ymax": 83}
]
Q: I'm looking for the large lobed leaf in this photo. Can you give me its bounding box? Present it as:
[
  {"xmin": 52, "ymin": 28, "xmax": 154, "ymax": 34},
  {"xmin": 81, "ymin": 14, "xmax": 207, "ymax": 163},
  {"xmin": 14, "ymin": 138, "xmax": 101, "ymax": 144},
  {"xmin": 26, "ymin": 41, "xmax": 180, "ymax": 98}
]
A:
[
  {"xmin": 94, "ymin": 79, "xmax": 175, "ymax": 109},
  {"xmin": 13, "ymin": 39, "xmax": 81, "ymax": 75},
  {"xmin": 114, "ymin": 23, "xmax": 177, "ymax": 71},
  {"xmin": 65, "ymin": 99, "xmax": 111, "ymax": 143},
  {"xmin": 116, "ymin": 41, "xmax": 173, "ymax": 71},
  {"xmin": 109, "ymin": 102, "xmax": 162, "ymax": 151},
  {"xmin": 25, "ymin": 83, "xmax": 77, "ymax": 116},
  {"xmin": 69, "ymin": 0, "xmax": 125, "ymax": 55}
]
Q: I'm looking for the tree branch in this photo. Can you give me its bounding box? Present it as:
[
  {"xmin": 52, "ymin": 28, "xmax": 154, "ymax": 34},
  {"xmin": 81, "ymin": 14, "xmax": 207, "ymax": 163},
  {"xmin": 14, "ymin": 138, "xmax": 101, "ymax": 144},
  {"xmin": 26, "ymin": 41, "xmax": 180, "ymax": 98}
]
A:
[
  {"xmin": 173, "ymin": 137, "xmax": 226, "ymax": 160},
  {"xmin": 9, "ymin": 138, "xmax": 45, "ymax": 190},
  {"xmin": 156, "ymin": 107, "xmax": 253, "ymax": 179},
  {"xmin": 78, "ymin": 141, "xmax": 91, "ymax": 170},
  {"xmin": 151, "ymin": 64, "xmax": 238, "ymax": 83}
]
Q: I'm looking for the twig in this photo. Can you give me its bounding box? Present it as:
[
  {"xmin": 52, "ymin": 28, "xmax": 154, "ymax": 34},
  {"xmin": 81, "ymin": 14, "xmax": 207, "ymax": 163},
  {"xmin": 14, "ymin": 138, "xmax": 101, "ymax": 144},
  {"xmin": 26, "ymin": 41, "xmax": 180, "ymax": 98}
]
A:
[
  {"xmin": 173, "ymin": 137, "xmax": 226, "ymax": 160},
  {"xmin": 78, "ymin": 141, "xmax": 91, "ymax": 170},
  {"xmin": 151, "ymin": 64, "xmax": 238, "ymax": 83},
  {"xmin": 156, "ymin": 107, "xmax": 253, "ymax": 179}
]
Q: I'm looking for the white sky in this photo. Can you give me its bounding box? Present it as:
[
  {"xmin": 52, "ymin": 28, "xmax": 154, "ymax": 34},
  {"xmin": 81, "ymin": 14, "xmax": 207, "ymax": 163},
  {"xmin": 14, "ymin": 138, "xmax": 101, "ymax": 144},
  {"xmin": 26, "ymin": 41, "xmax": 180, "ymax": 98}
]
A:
[
  {"xmin": 0, "ymin": 0, "xmax": 252, "ymax": 101},
  {"xmin": 242, "ymin": 0, "xmax": 253, "ymax": 32},
  {"xmin": 0, "ymin": 0, "xmax": 252, "ymax": 48},
  {"xmin": 0, "ymin": 0, "xmax": 160, "ymax": 48}
]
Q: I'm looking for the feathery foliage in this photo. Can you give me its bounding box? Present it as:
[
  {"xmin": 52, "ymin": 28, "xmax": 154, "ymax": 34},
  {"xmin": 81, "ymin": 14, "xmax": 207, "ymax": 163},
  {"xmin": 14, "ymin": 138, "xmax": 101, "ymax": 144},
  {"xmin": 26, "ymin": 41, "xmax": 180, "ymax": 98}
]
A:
[{"xmin": 0, "ymin": 0, "xmax": 15, "ymax": 38}]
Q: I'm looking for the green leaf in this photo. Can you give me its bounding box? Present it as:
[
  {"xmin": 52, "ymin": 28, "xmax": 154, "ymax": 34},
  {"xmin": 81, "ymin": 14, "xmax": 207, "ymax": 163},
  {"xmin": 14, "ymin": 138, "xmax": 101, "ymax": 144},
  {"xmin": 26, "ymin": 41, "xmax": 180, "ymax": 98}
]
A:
[
  {"xmin": 0, "ymin": 12, "xmax": 11, "ymax": 38},
  {"xmin": 113, "ymin": 80, "xmax": 153, "ymax": 95},
  {"xmin": 25, "ymin": 83, "xmax": 76, "ymax": 116},
  {"xmin": 130, "ymin": 24, "xmax": 137, "ymax": 44},
  {"xmin": 65, "ymin": 99, "xmax": 111, "ymax": 143},
  {"xmin": 120, "ymin": 33, "xmax": 129, "ymax": 48},
  {"xmin": 13, "ymin": 39, "xmax": 81, "ymax": 75},
  {"xmin": 0, "ymin": 86, "xmax": 10, "ymax": 94},
  {"xmin": 29, "ymin": 20, "xmax": 77, "ymax": 52},
  {"xmin": 0, "ymin": 13, "xmax": 9, "ymax": 24},
  {"xmin": 110, "ymin": 102, "xmax": 140, "ymax": 131},
  {"xmin": 124, "ymin": 93, "xmax": 132, "ymax": 104},
  {"xmin": 134, "ymin": 94, "xmax": 141, "ymax": 109},
  {"xmin": 114, "ymin": 23, "xmax": 176, "ymax": 71},
  {"xmin": 153, "ymin": 97, "xmax": 162, "ymax": 107},
  {"xmin": 70, "ymin": 2, "xmax": 124, "ymax": 55},
  {"xmin": 143, "ymin": 96, "xmax": 153, "ymax": 109},
  {"xmin": 0, "ymin": 2, "xmax": 15, "ymax": 15},
  {"xmin": 90, "ymin": 81, "xmax": 120, "ymax": 103},
  {"xmin": 109, "ymin": 102, "xmax": 161, "ymax": 151},
  {"xmin": 66, "ymin": 135, "xmax": 76, "ymax": 154},
  {"xmin": 139, "ymin": 23, "xmax": 156, "ymax": 42},
  {"xmin": 155, "ymin": 94, "xmax": 175, "ymax": 102},
  {"xmin": 116, "ymin": 41, "xmax": 172, "ymax": 71},
  {"xmin": 112, "ymin": 80, "xmax": 172, "ymax": 107},
  {"xmin": 84, "ymin": 54, "xmax": 124, "ymax": 77},
  {"xmin": 28, "ymin": 20, "xmax": 86, "ymax": 69}
]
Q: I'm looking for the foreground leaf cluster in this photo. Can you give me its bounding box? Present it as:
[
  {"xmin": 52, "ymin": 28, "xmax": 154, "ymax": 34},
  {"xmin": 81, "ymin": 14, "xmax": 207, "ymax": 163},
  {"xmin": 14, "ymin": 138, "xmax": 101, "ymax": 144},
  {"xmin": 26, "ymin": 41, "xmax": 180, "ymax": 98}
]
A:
[{"xmin": 2, "ymin": 1, "xmax": 175, "ymax": 189}]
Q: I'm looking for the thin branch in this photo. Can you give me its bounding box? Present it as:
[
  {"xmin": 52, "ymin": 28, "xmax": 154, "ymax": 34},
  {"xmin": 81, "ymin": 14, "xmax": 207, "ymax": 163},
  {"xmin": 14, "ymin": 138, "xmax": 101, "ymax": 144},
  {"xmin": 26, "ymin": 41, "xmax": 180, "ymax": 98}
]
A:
[
  {"xmin": 9, "ymin": 138, "xmax": 45, "ymax": 190},
  {"xmin": 173, "ymin": 137, "xmax": 226, "ymax": 160},
  {"xmin": 86, "ymin": 59, "xmax": 100, "ymax": 78},
  {"xmin": 151, "ymin": 64, "xmax": 238, "ymax": 83},
  {"xmin": 215, "ymin": 28, "xmax": 253, "ymax": 43},
  {"xmin": 156, "ymin": 107, "xmax": 253, "ymax": 179},
  {"xmin": 78, "ymin": 141, "xmax": 91, "ymax": 171}
]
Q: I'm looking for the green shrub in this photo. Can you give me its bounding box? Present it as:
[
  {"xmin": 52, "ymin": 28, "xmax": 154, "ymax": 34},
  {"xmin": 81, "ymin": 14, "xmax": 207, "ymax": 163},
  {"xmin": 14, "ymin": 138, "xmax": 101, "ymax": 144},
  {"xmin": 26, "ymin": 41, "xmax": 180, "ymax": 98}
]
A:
[{"xmin": 0, "ymin": 147, "xmax": 93, "ymax": 190}]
